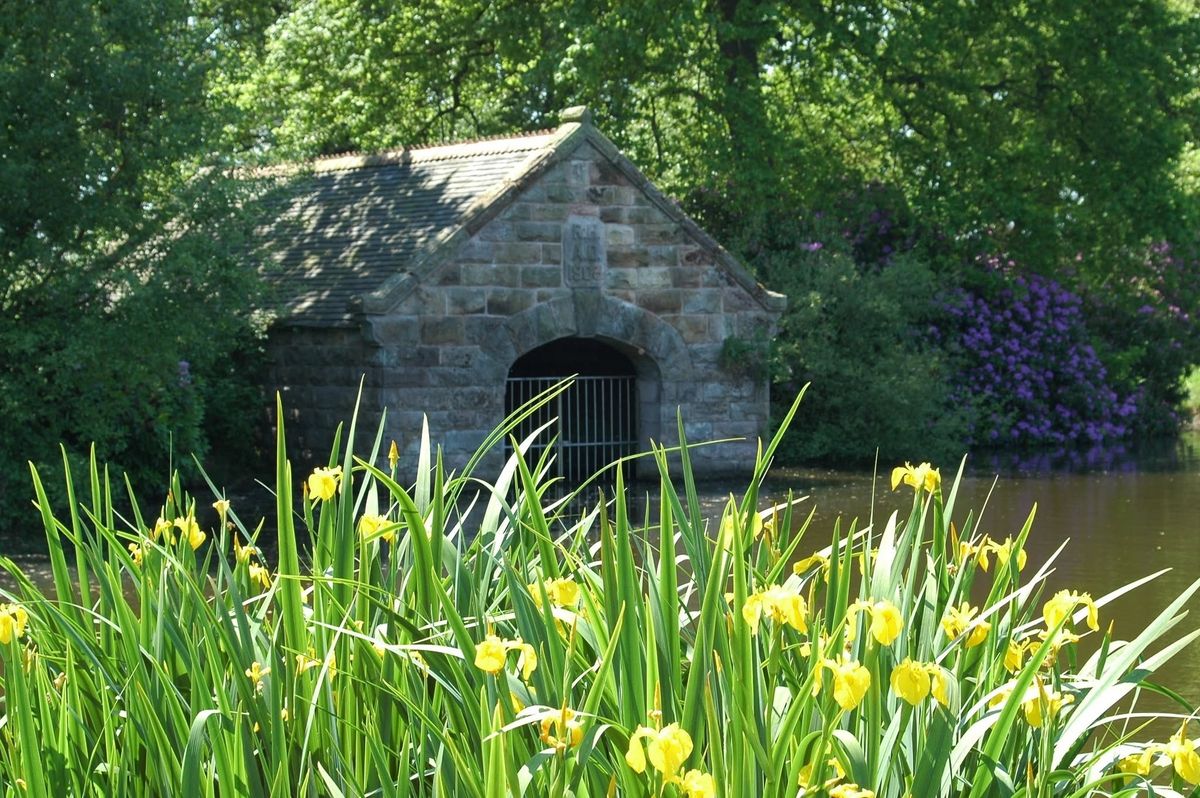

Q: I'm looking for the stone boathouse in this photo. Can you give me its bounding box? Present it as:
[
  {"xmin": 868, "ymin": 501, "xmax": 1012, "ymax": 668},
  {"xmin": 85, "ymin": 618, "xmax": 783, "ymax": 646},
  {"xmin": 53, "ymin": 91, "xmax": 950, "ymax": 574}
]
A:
[{"xmin": 262, "ymin": 107, "xmax": 785, "ymax": 479}]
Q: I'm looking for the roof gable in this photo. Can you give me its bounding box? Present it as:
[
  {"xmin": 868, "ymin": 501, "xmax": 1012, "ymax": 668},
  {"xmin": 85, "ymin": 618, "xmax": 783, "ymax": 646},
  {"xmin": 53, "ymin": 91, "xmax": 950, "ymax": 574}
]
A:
[{"xmin": 261, "ymin": 108, "xmax": 783, "ymax": 324}]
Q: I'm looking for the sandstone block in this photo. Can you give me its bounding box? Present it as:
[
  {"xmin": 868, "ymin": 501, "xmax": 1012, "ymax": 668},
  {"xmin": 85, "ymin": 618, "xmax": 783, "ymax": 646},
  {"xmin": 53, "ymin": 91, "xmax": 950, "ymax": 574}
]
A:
[
  {"xmin": 682, "ymin": 291, "xmax": 720, "ymax": 314},
  {"xmin": 421, "ymin": 317, "xmax": 465, "ymax": 346},
  {"xmin": 445, "ymin": 287, "xmax": 487, "ymax": 315},
  {"xmin": 638, "ymin": 224, "xmax": 684, "ymax": 245},
  {"xmin": 463, "ymin": 263, "xmax": 518, "ymax": 287},
  {"xmin": 605, "ymin": 225, "xmax": 635, "ymax": 246},
  {"xmin": 607, "ymin": 247, "xmax": 649, "ymax": 268},
  {"xmin": 487, "ymin": 288, "xmax": 533, "ymax": 316},
  {"xmin": 638, "ymin": 289, "xmax": 682, "ymax": 315},
  {"xmin": 492, "ymin": 242, "xmax": 543, "ymax": 264},
  {"xmin": 530, "ymin": 204, "xmax": 570, "ymax": 222},
  {"xmin": 522, "ymin": 265, "xmax": 561, "ymax": 288},
  {"xmin": 514, "ymin": 221, "xmax": 561, "ymax": 242},
  {"xmin": 637, "ymin": 267, "xmax": 673, "ymax": 289},
  {"xmin": 479, "ymin": 221, "xmax": 513, "ymax": 242},
  {"xmin": 606, "ymin": 268, "xmax": 636, "ymax": 290},
  {"xmin": 501, "ymin": 203, "xmax": 532, "ymax": 221}
]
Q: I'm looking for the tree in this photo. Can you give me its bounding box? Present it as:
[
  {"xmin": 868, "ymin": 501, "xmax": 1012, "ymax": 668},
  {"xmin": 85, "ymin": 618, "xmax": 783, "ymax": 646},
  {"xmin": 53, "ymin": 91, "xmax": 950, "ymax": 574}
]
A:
[
  {"xmin": 770, "ymin": 0, "xmax": 1200, "ymax": 277},
  {"xmin": 0, "ymin": 0, "xmax": 269, "ymax": 529}
]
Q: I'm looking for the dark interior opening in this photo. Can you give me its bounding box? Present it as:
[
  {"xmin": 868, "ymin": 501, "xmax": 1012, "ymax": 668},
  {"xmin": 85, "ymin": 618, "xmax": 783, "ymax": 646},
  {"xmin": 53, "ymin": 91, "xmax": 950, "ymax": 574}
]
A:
[
  {"xmin": 505, "ymin": 338, "xmax": 637, "ymax": 484},
  {"xmin": 508, "ymin": 337, "xmax": 635, "ymax": 378}
]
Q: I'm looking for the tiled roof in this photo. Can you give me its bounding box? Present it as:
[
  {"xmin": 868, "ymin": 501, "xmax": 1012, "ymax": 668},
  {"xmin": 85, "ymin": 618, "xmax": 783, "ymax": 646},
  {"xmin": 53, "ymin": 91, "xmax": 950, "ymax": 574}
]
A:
[{"xmin": 259, "ymin": 131, "xmax": 559, "ymax": 324}]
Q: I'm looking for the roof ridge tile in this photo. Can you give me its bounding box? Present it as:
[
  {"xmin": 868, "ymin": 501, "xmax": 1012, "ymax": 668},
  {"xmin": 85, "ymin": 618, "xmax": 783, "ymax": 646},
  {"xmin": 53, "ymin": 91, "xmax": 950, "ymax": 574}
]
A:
[{"xmin": 310, "ymin": 128, "xmax": 558, "ymax": 173}]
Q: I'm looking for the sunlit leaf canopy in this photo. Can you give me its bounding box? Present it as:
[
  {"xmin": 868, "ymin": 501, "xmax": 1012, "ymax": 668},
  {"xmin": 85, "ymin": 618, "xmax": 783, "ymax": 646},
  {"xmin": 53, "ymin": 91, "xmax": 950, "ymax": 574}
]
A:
[{"xmin": 234, "ymin": 0, "xmax": 1199, "ymax": 274}]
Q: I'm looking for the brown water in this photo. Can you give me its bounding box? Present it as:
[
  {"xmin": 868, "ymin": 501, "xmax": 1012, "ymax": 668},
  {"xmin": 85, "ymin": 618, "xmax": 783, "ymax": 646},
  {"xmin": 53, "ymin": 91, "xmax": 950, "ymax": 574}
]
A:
[{"xmin": 700, "ymin": 431, "xmax": 1200, "ymax": 727}]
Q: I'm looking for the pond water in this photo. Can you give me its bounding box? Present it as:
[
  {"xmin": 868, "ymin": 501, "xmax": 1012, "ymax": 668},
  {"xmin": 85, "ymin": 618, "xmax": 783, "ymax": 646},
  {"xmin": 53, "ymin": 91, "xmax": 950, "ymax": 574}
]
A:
[{"xmin": 696, "ymin": 430, "xmax": 1200, "ymax": 728}]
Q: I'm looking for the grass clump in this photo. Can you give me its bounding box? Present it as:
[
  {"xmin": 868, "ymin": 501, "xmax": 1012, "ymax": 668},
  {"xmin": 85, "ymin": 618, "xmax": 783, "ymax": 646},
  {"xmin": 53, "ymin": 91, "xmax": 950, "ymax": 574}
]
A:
[{"xmin": 1, "ymin": 388, "xmax": 1198, "ymax": 797}]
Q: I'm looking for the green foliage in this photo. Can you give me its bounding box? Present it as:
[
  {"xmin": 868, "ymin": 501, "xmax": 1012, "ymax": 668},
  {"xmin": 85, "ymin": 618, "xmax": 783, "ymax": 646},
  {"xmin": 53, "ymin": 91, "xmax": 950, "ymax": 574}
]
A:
[
  {"xmin": 767, "ymin": 247, "xmax": 968, "ymax": 463},
  {"xmin": 770, "ymin": 0, "xmax": 1200, "ymax": 273},
  {"xmin": 2, "ymin": 397, "xmax": 1199, "ymax": 795},
  {"xmin": 1085, "ymin": 243, "xmax": 1200, "ymax": 438},
  {"xmin": 692, "ymin": 188, "xmax": 969, "ymax": 463},
  {"xmin": 233, "ymin": 0, "xmax": 1200, "ymax": 277},
  {"xmin": 1186, "ymin": 368, "xmax": 1200, "ymax": 418},
  {"xmin": 0, "ymin": 0, "xmax": 270, "ymax": 530}
]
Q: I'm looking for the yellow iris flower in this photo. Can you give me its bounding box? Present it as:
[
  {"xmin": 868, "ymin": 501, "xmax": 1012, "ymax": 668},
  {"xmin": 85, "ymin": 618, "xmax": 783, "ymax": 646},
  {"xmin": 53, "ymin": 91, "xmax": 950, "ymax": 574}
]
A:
[
  {"xmin": 889, "ymin": 658, "xmax": 953, "ymax": 707},
  {"xmin": 929, "ymin": 665, "xmax": 952, "ymax": 707},
  {"xmin": 0, "ymin": 604, "xmax": 29, "ymax": 645},
  {"xmin": 679, "ymin": 769, "xmax": 716, "ymax": 798},
  {"xmin": 890, "ymin": 658, "xmax": 930, "ymax": 706},
  {"xmin": 626, "ymin": 723, "xmax": 693, "ymax": 782},
  {"xmin": 174, "ymin": 515, "xmax": 206, "ymax": 550},
  {"xmin": 307, "ymin": 466, "xmax": 343, "ymax": 502},
  {"xmin": 471, "ymin": 634, "xmax": 537, "ymax": 680},
  {"xmin": 358, "ymin": 514, "xmax": 394, "ymax": 543},
  {"xmin": 793, "ymin": 552, "xmax": 829, "ymax": 576},
  {"xmin": 648, "ymin": 723, "xmax": 693, "ymax": 777},
  {"xmin": 249, "ymin": 563, "xmax": 272, "ymax": 592},
  {"xmin": 1042, "ymin": 589, "xmax": 1099, "ymax": 632},
  {"xmin": 1165, "ymin": 725, "xmax": 1200, "ymax": 784},
  {"xmin": 1113, "ymin": 725, "xmax": 1200, "ymax": 785},
  {"xmin": 150, "ymin": 516, "xmax": 174, "ymax": 543},
  {"xmin": 941, "ymin": 603, "xmax": 990, "ymax": 648},
  {"xmin": 743, "ymin": 585, "xmax": 808, "ymax": 634},
  {"xmin": 295, "ymin": 648, "xmax": 336, "ymax": 678},
  {"xmin": 821, "ymin": 657, "xmax": 871, "ymax": 711},
  {"xmin": 387, "ymin": 440, "xmax": 400, "ymax": 471},
  {"xmin": 799, "ymin": 757, "xmax": 846, "ymax": 790},
  {"xmin": 890, "ymin": 462, "xmax": 940, "ymax": 494},
  {"xmin": 538, "ymin": 706, "xmax": 584, "ymax": 751},
  {"xmin": 245, "ymin": 661, "xmax": 270, "ymax": 690},
  {"xmin": 1021, "ymin": 677, "xmax": 1073, "ymax": 727},
  {"xmin": 718, "ymin": 501, "xmax": 764, "ymax": 548},
  {"xmin": 848, "ymin": 599, "xmax": 904, "ymax": 646},
  {"xmin": 473, "ymin": 635, "xmax": 508, "ymax": 674},
  {"xmin": 233, "ymin": 535, "xmax": 257, "ymax": 564},
  {"xmin": 870, "ymin": 601, "xmax": 904, "ymax": 645},
  {"xmin": 829, "ymin": 785, "xmax": 876, "ymax": 798},
  {"xmin": 528, "ymin": 577, "xmax": 581, "ymax": 609},
  {"xmin": 1004, "ymin": 640, "xmax": 1027, "ymax": 673},
  {"xmin": 978, "ymin": 536, "xmax": 1027, "ymax": 572},
  {"xmin": 1116, "ymin": 749, "xmax": 1155, "ymax": 779}
]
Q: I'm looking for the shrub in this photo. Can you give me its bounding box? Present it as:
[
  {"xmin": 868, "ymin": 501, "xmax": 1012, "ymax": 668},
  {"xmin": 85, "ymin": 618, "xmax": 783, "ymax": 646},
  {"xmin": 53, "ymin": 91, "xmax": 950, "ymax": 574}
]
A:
[
  {"xmin": 688, "ymin": 183, "xmax": 969, "ymax": 464},
  {"xmin": 1085, "ymin": 242, "xmax": 1200, "ymax": 438},
  {"xmin": 1, "ymin": 393, "xmax": 1198, "ymax": 796},
  {"xmin": 938, "ymin": 265, "xmax": 1134, "ymax": 447},
  {"xmin": 763, "ymin": 245, "xmax": 969, "ymax": 464}
]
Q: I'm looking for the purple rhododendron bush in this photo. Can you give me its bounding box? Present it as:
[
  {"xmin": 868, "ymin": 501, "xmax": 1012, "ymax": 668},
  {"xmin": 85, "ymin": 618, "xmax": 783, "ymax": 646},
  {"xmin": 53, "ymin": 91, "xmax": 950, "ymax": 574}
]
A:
[{"xmin": 1, "ymin": 391, "xmax": 1198, "ymax": 796}]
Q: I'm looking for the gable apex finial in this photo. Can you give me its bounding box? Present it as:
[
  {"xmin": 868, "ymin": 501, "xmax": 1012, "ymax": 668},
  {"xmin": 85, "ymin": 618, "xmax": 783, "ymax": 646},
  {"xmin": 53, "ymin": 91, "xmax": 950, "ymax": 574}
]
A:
[{"xmin": 558, "ymin": 106, "xmax": 593, "ymax": 126}]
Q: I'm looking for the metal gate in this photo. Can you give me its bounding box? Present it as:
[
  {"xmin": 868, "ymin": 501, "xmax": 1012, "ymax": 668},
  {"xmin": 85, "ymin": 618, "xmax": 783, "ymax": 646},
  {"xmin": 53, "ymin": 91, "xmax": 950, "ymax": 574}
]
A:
[{"xmin": 505, "ymin": 375, "xmax": 636, "ymax": 483}]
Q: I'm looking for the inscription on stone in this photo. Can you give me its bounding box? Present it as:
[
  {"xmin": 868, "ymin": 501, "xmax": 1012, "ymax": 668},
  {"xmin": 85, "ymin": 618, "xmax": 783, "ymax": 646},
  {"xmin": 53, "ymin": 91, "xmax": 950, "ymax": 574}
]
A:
[{"xmin": 563, "ymin": 215, "xmax": 605, "ymax": 287}]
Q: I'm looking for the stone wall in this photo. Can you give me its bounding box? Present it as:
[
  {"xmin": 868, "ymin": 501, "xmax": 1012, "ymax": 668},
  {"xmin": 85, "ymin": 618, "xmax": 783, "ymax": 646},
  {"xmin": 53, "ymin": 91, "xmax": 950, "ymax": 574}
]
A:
[{"xmin": 266, "ymin": 138, "xmax": 780, "ymax": 479}]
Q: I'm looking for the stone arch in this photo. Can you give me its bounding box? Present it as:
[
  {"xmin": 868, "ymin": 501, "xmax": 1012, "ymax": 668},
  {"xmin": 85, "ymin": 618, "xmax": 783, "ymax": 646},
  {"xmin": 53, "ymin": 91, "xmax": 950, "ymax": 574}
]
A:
[
  {"xmin": 485, "ymin": 295, "xmax": 695, "ymax": 472},
  {"xmin": 486, "ymin": 294, "xmax": 694, "ymax": 380}
]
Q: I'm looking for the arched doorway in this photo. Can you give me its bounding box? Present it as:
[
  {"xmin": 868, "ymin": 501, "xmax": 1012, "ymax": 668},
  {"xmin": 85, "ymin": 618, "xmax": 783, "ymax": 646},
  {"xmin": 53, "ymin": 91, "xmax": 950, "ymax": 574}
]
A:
[{"xmin": 506, "ymin": 337, "xmax": 637, "ymax": 483}]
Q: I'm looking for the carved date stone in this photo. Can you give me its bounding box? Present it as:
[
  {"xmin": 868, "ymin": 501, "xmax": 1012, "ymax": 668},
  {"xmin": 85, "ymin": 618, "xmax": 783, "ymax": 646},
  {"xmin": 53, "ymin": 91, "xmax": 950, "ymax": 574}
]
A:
[{"xmin": 563, "ymin": 215, "xmax": 606, "ymax": 288}]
